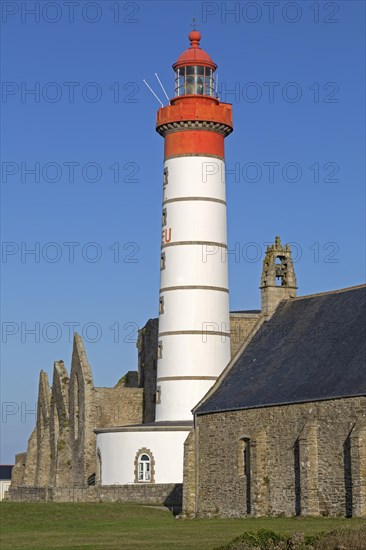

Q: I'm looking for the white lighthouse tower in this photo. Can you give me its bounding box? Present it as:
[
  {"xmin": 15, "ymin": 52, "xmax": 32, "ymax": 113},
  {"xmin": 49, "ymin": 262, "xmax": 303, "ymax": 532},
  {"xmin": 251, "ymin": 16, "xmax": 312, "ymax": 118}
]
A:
[
  {"xmin": 155, "ymin": 30, "xmax": 233, "ymax": 421},
  {"xmin": 96, "ymin": 30, "xmax": 233, "ymax": 486}
]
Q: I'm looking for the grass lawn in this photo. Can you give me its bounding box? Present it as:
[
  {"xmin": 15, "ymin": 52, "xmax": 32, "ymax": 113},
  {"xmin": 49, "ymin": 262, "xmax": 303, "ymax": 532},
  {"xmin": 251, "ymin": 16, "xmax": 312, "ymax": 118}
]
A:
[{"xmin": 0, "ymin": 502, "xmax": 364, "ymax": 550}]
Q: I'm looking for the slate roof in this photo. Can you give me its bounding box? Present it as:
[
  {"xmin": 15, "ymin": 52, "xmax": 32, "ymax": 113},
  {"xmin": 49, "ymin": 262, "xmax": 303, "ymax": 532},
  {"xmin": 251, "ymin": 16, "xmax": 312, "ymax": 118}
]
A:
[
  {"xmin": 0, "ymin": 465, "xmax": 13, "ymax": 480},
  {"xmin": 194, "ymin": 285, "xmax": 366, "ymax": 415},
  {"xmin": 230, "ymin": 310, "xmax": 261, "ymax": 314}
]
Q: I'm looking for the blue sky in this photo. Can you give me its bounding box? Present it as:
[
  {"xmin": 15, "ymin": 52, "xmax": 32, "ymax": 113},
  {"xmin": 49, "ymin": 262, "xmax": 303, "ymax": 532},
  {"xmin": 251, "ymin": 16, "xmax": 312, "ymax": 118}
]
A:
[{"xmin": 1, "ymin": 0, "xmax": 365, "ymax": 463}]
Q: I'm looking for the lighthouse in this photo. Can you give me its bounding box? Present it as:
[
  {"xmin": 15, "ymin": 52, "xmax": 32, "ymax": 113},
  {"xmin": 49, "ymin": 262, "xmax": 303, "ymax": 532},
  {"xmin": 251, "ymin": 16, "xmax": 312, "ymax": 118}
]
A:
[
  {"xmin": 95, "ymin": 30, "xmax": 233, "ymax": 486},
  {"xmin": 155, "ymin": 30, "xmax": 233, "ymax": 422}
]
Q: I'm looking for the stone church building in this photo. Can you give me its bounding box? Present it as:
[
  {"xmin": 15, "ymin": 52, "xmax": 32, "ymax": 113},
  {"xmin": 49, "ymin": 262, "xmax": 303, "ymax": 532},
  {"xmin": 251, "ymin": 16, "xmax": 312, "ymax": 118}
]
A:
[
  {"xmin": 190, "ymin": 282, "xmax": 365, "ymax": 518},
  {"xmin": 8, "ymin": 238, "xmax": 366, "ymax": 518}
]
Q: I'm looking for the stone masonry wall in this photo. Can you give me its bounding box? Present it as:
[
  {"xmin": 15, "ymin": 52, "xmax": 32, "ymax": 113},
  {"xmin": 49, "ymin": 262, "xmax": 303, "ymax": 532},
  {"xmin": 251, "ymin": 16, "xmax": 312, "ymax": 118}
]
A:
[
  {"xmin": 11, "ymin": 453, "xmax": 27, "ymax": 487},
  {"xmin": 194, "ymin": 397, "xmax": 366, "ymax": 518},
  {"xmin": 35, "ymin": 371, "xmax": 51, "ymax": 486},
  {"xmin": 137, "ymin": 318, "xmax": 159, "ymax": 423},
  {"xmin": 7, "ymin": 483, "xmax": 182, "ymax": 507},
  {"xmin": 22, "ymin": 428, "xmax": 37, "ymax": 486},
  {"xmin": 230, "ymin": 313, "xmax": 262, "ymax": 358},
  {"xmin": 93, "ymin": 386, "xmax": 143, "ymax": 429},
  {"xmin": 49, "ymin": 361, "xmax": 71, "ymax": 487},
  {"xmin": 69, "ymin": 334, "xmax": 96, "ymax": 485},
  {"xmin": 69, "ymin": 335, "xmax": 144, "ymax": 485},
  {"xmin": 182, "ymin": 430, "xmax": 195, "ymax": 515}
]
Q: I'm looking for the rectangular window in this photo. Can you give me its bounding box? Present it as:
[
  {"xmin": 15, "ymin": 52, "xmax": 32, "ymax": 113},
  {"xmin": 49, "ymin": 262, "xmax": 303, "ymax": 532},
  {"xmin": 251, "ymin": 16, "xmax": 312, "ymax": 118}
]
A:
[
  {"xmin": 156, "ymin": 386, "xmax": 161, "ymax": 404},
  {"xmin": 160, "ymin": 252, "xmax": 166, "ymax": 270},
  {"xmin": 159, "ymin": 296, "xmax": 164, "ymax": 314},
  {"xmin": 158, "ymin": 341, "xmax": 163, "ymax": 359},
  {"xmin": 162, "ymin": 208, "xmax": 167, "ymax": 227},
  {"xmin": 163, "ymin": 167, "xmax": 169, "ymax": 186}
]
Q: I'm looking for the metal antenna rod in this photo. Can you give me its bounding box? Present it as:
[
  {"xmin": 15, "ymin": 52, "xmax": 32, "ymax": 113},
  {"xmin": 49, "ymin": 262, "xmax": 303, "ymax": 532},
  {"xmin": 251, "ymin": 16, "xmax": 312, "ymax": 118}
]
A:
[
  {"xmin": 155, "ymin": 73, "xmax": 170, "ymax": 104},
  {"xmin": 143, "ymin": 79, "xmax": 164, "ymax": 107},
  {"xmin": 216, "ymin": 72, "xmax": 219, "ymax": 99}
]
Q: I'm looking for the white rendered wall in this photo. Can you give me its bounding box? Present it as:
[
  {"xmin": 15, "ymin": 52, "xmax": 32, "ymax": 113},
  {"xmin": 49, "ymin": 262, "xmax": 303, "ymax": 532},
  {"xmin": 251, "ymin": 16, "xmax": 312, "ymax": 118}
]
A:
[
  {"xmin": 160, "ymin": 245, "xmax": 229, "ymax": 288},
  {"xmin": 159, "ymin": 289, "xmax": 229, "ymax": 333},
  {"xmin": 157, "ymin": 333, "xmax": 229, "ymax": 379},
  {"xmin": 97, "ymin": 429, "xmax": 191, "ymax": 485},
  {"xmin": 0, "ymin": 481, "xmax": 10, "ymax": 501},
  {"xmin": 156, "ymin": 155, "xmax": 231, "ymax": 422}
]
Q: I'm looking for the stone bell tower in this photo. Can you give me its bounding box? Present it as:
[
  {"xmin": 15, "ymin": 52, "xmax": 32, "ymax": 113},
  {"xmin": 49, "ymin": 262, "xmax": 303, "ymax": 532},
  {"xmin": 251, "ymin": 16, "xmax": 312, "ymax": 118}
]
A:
[{"xmin": 260, "ymin": 236, "xmax": 297, "ymax": 318}]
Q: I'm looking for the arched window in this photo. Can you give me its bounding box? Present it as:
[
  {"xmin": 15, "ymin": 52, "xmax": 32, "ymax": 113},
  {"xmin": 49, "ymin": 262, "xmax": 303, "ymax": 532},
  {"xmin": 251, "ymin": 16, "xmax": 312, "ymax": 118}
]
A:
[
  {"xmin": 134, "ymin": 448, "xmax": 155, "ymax": 483},
  {"xmin": 138, "ymin": 454, "xmax": 151, "ymax": 482}
]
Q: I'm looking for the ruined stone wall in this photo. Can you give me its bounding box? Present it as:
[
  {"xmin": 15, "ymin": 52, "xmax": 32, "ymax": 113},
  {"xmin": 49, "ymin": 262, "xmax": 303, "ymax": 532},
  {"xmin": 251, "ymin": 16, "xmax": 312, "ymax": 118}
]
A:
[
  {"xmin": 93, "ymin": 386, "xmax": 143, "ymax": 429},
  {"xmin": 7, "ymin": 483, "xmax": 183, "ymax": 507},
  {"xmin": 69, "ymin": 335, "xmax": 144, "ymax": 485},
  {"xmin": 10, "ymin": 334, "xmax": 144, "ymax": 493},
  {"xmin": 34, "ymin": 371, "xmax": 51, "ymax": 486},
  {"xmin": 137, "ymin": 318, "xmax": 159, "ymax": 423},
  {"xmin": 49, "ymin": 361, "xmax": 71, "ymax": 487},
  {"xmin": 22, "ymin": 428, "xmax": 37, "ymax": 486},
  {"xmin": 229, "ymin": 313, "xmax": 262, "ymax": 358},
  {"xmin": 193, "ymin": 397, "xmax": 366, "ymax": 518},
  {"xmin": 69, "ymin": 334, "xmax": 96, "ymax": 485},
  {"xmin": 10, "ymin": 453, "xmax": 27, "ymax": 487}
]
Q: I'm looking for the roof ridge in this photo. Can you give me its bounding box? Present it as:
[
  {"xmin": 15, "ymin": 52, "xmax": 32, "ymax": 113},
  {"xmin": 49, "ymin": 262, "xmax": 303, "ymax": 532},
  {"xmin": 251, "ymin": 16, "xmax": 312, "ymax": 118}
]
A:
[{"xmin": 292, "ymin": 283, "xmax": 366, "ymax": 301}]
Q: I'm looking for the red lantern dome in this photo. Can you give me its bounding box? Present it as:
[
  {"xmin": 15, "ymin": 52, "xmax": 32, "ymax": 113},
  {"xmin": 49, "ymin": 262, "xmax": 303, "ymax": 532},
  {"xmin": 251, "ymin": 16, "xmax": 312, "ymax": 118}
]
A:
[{"xmin": 173, "ymin": 31, "xmax": 217, "ymax": 72}]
